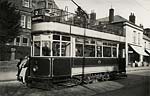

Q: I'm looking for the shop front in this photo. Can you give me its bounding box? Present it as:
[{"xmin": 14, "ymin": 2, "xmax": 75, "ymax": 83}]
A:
[{"xmin": 128, "ymin": 44, "xmax": 149, "ymax": 67}]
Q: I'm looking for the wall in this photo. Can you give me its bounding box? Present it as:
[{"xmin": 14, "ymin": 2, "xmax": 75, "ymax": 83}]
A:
[{"xmin": 0, "ymin": 45, "xmax": 30, "ymax": 61}]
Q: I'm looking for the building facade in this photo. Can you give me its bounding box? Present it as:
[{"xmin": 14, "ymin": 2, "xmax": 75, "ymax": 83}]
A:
[{"xmin": 97, "ymin": 8, "xmax": 150, "ymax": 67}]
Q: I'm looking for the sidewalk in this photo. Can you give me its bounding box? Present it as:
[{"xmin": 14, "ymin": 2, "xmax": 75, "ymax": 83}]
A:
[
  {"xmin": 0, "ymin": 66, "xmax": 150, "ymax": 82},
  {"xmin": 126, "ymin": 66, "xmax": 150, "ymax": 73},
  {"xmin": 0, "ymin": 71, "xmax": 17, "ymax": 82}
]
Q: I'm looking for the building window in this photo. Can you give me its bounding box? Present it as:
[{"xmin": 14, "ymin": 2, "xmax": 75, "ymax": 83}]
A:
[
  {"xmin": 16, "ymin": 37, "xmax": 20, "ymax": 46},
  {"xmin": 22, "ymin": 0, "xmax": 30, "ymax": 8},
  {"xmin": 21, "ymin": 15, "xmax": 26, "ymax": 28},
  {"xmin": 138, "ymin": 33, "xmax": 140, "ymax": 45},
  {"xmin": 37, "ymin": 1, "xmax": 46, "ymax": 9},
  {"xmin": 22, "ymin": 37, "xmax": 28, "ymax": 46},
  {"xmin": 133, "ymin": 31, "xmax": 136, "ymax": 44},
  {"xmin": 48, "ymin": 3, "xmax": 53, "ymax": 9},
  {"xmin": 27, "ymin": 16, "xmax": 31, "ymax": 29}
]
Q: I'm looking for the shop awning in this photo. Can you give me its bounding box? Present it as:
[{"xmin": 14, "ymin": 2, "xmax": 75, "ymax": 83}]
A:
[
  {"xmin": 129, "ymin": 45, "xmax": 149, "ymax": 56},
  {"xmin": 146, "ymin": 49, "xmax": 150, "ymax": 55}
]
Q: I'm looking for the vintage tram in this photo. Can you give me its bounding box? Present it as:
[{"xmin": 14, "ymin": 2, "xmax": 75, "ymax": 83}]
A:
[{"xmin": 21, "ymin": 8, "xmax": 127, "ymax": 86}]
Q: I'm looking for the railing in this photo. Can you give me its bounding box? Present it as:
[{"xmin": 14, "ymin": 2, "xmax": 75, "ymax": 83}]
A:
[{"xmin": 32, "ymin": 8, "xmax": 125, "ymax": 36}]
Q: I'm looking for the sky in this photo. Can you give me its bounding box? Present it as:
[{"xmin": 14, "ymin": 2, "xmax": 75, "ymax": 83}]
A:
[{"xmin": 55, "ymin": 0, "xmax": 150, "ymax": 28}]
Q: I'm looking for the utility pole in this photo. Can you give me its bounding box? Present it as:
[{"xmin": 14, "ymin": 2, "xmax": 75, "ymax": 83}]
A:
[{"xmin": 71, "ymin": 0, "xmax": 88, "ymax": 84}]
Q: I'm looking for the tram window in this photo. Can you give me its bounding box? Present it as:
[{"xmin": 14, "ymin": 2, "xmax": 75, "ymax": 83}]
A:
[
  {"xmin": 52, "ymin": 41, "xmax": 60, "ymax": 56},
  {"xmin": 61, "ymin": 42, "xmax": 71, "ymax": 56},
  {"xmin": 76, "ymin": 44, "xmax": 83, "ymax": 57},
  {"xmin": 34, "ymin": 41, "xmax": 40, "ymax": 56},
  {"xmin": 42, "ymin": 41, "xmax": 51, "ymax": 56},
  {"xmin": 103, "ymin": 46, "xmax": 111, "ymax": 57},
  {"xmin": 91, "ymin": 40, "xmax": 95, "ymax": 44},
  {"xmin": 53, "ymin": 35, "xmax": 60, "ymax": 40},
  {"xmin": 62, "ymin": 36, "xmax": 70, "ymax": 41},
  {"xmin": 97, "ymin": 46, "xmax": 102, "ymax": 57},
  {"xmin": 85, "ymin": 45, "xmax": 95, "ymax": 57},
  {"xmin": 76, "ymin": 38, "xmax": 84, "ymax": 43},
  {"xmin": 112, "ymin": 47, "xmax": 117, "ymax": 57}
]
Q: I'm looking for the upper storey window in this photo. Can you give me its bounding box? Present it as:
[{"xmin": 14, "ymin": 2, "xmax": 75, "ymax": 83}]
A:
[
  {"xmin": 21, "ymin": 15, "xmax": 26, "ymax": 28},
  {"xmin": 133, "ymin": 31, "xmax": 136, "ymax": 44},
  {"xmin": 22, "ymin": 0, "xmax": 30, "ymax": 8}
]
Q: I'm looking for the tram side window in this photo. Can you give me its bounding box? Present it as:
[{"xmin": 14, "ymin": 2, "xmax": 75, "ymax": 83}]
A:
[
  {"xmin": 42, "ymin": 41, "xmax": 51, "ymax": 56},
  {"xmin": 34, "ymin": 41, "xmax": 40, "ymax": 56},
  {"xmin": 76, "ymin": 44, "xmax": 83, "ymax": 57},
  {"xmin": 61, "ymin": 42, "xmax": 71, "ymax": 56},
  {"xmin": 112, "ymin": 47, "xmax": 117, "ymax": 57},
  {"xmin": 103, "ymin": 46, "xmax": 111, "ymax": 57},
  {"xmin": 52, "ymin": 41, "xmax": 60, "ymax": 56},
  {"xmin": 97, "ymin": 46, "xmax": 102, "ymax": 57},
  {"xmin": 85, "ymin": 45, "xmax": 95, "ymax": 57}
]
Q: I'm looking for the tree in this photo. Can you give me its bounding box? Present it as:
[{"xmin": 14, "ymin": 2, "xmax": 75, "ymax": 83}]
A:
[{"xmin": 0, "ymin": 0, "xmax": 21, "ymax": 44}]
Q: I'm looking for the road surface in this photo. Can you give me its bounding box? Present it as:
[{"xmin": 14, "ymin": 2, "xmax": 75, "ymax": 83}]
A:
[{"xmin": 0, "ymin": 70, "xmax": 149, "ymax": 96}]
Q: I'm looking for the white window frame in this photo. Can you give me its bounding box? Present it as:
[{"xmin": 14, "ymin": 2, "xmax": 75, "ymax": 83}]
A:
[
  {"xmin": 133, "ymin": 31, "xmax": 136, "ymax": 44},
  {"xmin": 22, "ymin": 0, "xmax": 30, "ymax": 8},
  {"xmin": 14, "ymin": 37, "xmax": 21, "ymax": 46},
  {"xmin": 22, "ymin": 37, "xmax": 28, "ymax": 46},
  {"xmin": 27, "ymin": 16, "xmax": 31, "ymax": 29},
  {"xmin": 138, "ymin": 32, "xmax": 140, "ymax": 45},
  {"xmin": 21, "ymin": 15, "xmax": 26, "ymax": 28}
]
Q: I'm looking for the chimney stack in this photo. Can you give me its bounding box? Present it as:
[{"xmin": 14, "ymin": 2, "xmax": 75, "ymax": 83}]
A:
[
  {"xmin": 129, "ymin": 13, "xmax": 136, "ymax": 24},
  {"xmin": 90, "ymin": 10, "xmax": 96, "ymax": 25},
  {"xmin": 90, "ymin": 11, "xmax": 96, "ymax": 21},
  {"xmin": 109, "ymin": 8, "xmax": 114, "ymax": 23}
]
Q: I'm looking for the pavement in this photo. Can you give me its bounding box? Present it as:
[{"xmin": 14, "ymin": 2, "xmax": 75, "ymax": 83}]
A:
[
  {"xmin": 126, "ymin": 66, "xmax": 150, "ymax": 73},
  {"xmin": 0, "ymin": 66, "xmax": 150, "ymax": 82}
]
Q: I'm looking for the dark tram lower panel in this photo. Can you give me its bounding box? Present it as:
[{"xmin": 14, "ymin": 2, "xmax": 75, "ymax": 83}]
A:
[{"xmin": 28, "ymin": 57, "xmax": 126, "ymax": 83}]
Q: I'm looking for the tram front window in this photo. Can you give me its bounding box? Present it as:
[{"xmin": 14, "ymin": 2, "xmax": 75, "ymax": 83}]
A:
[
  {"xmin": 52, "ymin": 41, "xmax": 60, "ymax": 56},
  {"xmin": 42, "ymin": 41, "xmax": 51, "ymax": 56},
  {"xmin": 34, "ymin": 41, "xmax": 40, "ymax": 56}
]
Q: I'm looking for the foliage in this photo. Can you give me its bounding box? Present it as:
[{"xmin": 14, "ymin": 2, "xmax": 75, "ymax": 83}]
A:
[{"xmin": 0, "ymin": 0, "xmax": 21, "ymax": 44}]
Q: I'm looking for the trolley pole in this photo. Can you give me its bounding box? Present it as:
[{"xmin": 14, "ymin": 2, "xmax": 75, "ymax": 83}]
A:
[{"xmin": 71, "ymin": 0, "xmax": 88, "ymax": 84}]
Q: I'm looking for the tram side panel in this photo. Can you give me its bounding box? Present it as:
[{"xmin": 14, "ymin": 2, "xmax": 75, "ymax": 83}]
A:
[
  {"xmin": 52, "ymin": 57, "xmax": 72, "ymax": 78},
  {"xmin": 72, "ymin": 58, "xmax": 119, "ymax": 76},
  {"xmin": 28, "ymin": 57, "xmax": 125, "ymax": 82}
]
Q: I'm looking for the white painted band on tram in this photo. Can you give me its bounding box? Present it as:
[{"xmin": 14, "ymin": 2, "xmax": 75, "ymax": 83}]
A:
[
  {"xmin": 71, "ymin": 66, "xmax": 118, "ymax": 76},
  {"xmin": 32, "ymin": 22, "xmax": 125, "ymax": 42}
]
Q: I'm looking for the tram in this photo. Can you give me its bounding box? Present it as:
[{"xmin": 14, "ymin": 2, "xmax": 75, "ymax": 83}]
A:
[{"xmin": 23, "ymin": 8, "xmax": 126, "ymax": 86}]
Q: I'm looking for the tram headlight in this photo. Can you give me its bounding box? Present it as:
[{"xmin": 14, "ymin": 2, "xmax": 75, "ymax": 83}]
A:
[{"xmin": 33, "ymin": 65, "xmax": 38, "ymax": 72}]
